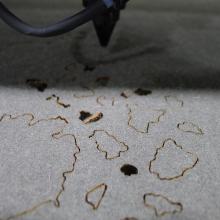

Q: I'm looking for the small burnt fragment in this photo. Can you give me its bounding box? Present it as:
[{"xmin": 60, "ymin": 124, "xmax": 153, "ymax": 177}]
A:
[
  {"xmin": 79, "ymin": 111, "xmax": 103, "ymax": 124},
  {"xmin": 79, "ymin": 111, "xmax": 92, "ymax": 121},
  {"xmin": 121, "ymin": 92, "xmax": 129, "ymax": 99},
  {"xmin": 96, "ymin": 76, "xmax": 110, "ymax": 86},
  {"xmin": 84, "ymin": 112, "xmax": 103, "ymax": 124},
  {"xmin": 26, "ymin": 79, "xmax": 48, "ymax": 92},
  {"xmin": 122, "ymin": 218, "xmax": 138, "ymax": 220},
  {"xmin": 134, "ymin": 88, "xmax": 152, "ymax": 96},
  {"xmin": 120, "ymin": 90, "xmax": 132, "ymax": 99},
  {"xmin": 120, "ymin": 164, "xmax": 138, "ymax": 176},
  {"xmin": 46, "ymin": 95, "xmax": 53, "ymax": 101},
  {"xmin": 84, "ymin": 65, "xmax": 95, "ymax": 72}
]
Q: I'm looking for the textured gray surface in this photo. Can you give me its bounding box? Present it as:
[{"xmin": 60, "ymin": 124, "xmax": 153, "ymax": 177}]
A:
[{"xmin": 0, "ymin": 3, "xmax": 220, "ymax": 220}]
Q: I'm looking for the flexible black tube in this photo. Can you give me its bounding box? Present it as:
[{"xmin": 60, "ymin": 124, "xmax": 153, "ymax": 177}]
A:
[{"xmin": 0, "ymin": 1, "xmax": 107, "ymax": 37}]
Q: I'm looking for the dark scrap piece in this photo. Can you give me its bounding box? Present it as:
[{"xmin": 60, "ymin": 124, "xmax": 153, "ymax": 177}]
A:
[
  {"xmin": 120, "ymin": 164, "xmax": 138, "ymax": 176},
  {"xmin": 121, "ymin": 92, "xmax": 129, "ymax": 99},
  {"xmin": 26, "ymin": 79, "xmax": 48, "ymax": 92},
  {"xmin": 122, "ymin": 218, "xmax": 138, "ymax": 220},
  {"xmin": 79, "ymin": 111, "xmax": 92, "ymax": 121},
  {"xmin": 79, "ymin": 111, "xmax": 103, "ymax": 124},
  {"xmin": 84, "ymin": 65, "xmax": 96, "ymax": 72},
  {"xmin": 134, "ymin": 88, "xmax": 152, "ymax": 96},
  {"xmin": 120, "ymin": 90, "xmax": 132, "ymax": 99}
]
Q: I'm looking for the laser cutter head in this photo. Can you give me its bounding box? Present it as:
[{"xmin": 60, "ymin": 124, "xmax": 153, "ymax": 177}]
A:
[{"xmin": 83, "ymin": 0, "xmax": 129, "ymax": 47}]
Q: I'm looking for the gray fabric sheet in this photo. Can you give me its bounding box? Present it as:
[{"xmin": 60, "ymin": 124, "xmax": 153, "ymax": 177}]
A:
[{"xmin": 0, "ymin": 3, "xmax": 220, "ymax": 220}]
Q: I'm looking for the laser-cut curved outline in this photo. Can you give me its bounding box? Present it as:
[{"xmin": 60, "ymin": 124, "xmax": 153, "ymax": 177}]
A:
[
  {"xmin": 73, "ymin": 86, "xmax": 95, "ymax": 99},
  {"xmin": 0, "ymin": 113, "xmax": 69, "ymax": 126},
  {"xmin": 149, "ymin": 138, "xmax": 199, "ymax": 181},
  {"xmin": 85, "ymin": 183, "xmax": 108, "ymax": 210},
  {"xmin": 46, "ymin": 95, "xmax": 71, "ymax": 108},
  {"xmin": 164, "ymin": 95, "xmax": 184, "ymax": 108},
  {"xmin": 177, "ymin": 122, "xmax": 204, "ymax": 135},
  {"xmin": 96, "ymin": 96, "xmax": 115, "ymax": 107},
  {"xmin": 127, "ymin": 104, "xmax": 166, "ymax": 134},
  {"xmin": 0, "ymin": 113, "xmax": 81, "ymax": 219},
  {"xmin": 89, "ymin": 129, "xmax": 129, "ymax": 160},
  {"xmin": 143, "ymin": 192, "xmax": 183, "ymax": 217},
  {"xmin": 52, "ymin": 133, "xmax": 81, "ymax": 208},
  {"xmin": 6, "ymin": 200, "xmax": 52, "ymax": 220},
  {"xmin": 96, "ymin": 96, "xmax": 106, "ymax": 106}
]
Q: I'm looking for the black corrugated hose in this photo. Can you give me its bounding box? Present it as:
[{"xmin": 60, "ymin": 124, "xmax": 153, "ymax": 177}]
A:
[{"xmin": 0, "ymin": 0, "xmax": 111, "ymax": 37}]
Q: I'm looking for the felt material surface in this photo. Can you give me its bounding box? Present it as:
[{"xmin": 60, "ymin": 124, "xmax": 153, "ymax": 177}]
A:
[{"xmin": 0, "ymin": 3, "xmax": 220, "ymax": 220}]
